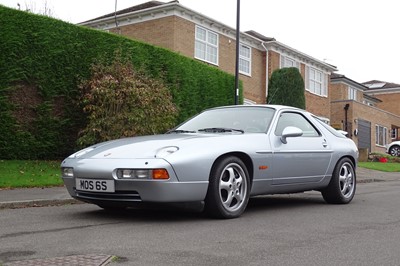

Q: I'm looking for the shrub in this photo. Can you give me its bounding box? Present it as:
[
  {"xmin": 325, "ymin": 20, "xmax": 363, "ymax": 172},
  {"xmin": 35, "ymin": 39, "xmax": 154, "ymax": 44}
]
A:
[
  {"xmin": 0, "ymin": 6, "xmax": 240, "ymax": 159},
  {"xmin": 77, "ymin": 54, "xmax": 178, "ymax": 147},
  {"xmin": 267, "ymin": 67, "xmax": 305, "ymax": 109}
]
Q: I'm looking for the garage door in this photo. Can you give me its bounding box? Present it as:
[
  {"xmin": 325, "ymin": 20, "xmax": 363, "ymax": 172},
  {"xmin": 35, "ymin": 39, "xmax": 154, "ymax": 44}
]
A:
[{"xmin": 358, "ymin": 119, "xmax": 371, "ymax": 151}]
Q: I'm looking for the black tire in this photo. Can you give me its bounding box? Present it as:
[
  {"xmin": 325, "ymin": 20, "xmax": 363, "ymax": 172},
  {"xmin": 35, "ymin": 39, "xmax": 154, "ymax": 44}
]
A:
[
  {"xmin": 322, "ymin": 158, "xmax": 356, "ymax": 204},
  {"xmin": 205, "ymin": 156, "xmax": 250, "ymax": 219},
  {"xmin": 389, "ymin": 145, "xmax": 400, "ymax": 157}
]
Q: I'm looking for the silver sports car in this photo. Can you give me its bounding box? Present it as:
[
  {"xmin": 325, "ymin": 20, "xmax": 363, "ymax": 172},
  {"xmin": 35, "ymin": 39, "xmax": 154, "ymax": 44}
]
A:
[{"xmin": 61, "ymin": 105, "xmax": 358, "ymax": 219}]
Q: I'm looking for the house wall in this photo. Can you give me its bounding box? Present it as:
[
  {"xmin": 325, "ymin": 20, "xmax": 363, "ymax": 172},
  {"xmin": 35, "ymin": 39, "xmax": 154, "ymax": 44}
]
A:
[
  {"xmin": 115, "ymin": 16, "xmax": 177, "ymax": 50},
  {"xmin": 305, "ymin": 91, "xmax": 330, "ymax": 118},
  {"xmin": 373, "ymin": 92, "xmax": 400, "ymax": 116},
  {"xmin": 330, "ymin": 80, "xmax": 400, "ymax": 153},
  {"xmin": 112, "ymin": 16, "xmax": 267, "ymax": 103},
  {"xmin": 268, "ymin": 51, "xmax": 280, "ymax": 77}
]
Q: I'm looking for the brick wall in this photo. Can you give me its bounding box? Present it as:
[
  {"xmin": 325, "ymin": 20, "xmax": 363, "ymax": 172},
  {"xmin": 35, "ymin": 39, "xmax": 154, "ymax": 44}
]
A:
[
  {"xmin": 305, "ymin": 91, "xmax": 330, "ymax": 118},
  {"xmin": 374, "ymin": 92, "xmax": 400, "ymax": 116},
  {"xmin": 331, "ymin": 100, "xmax": 400, "ymax": 153},
  {"xmin": 114, "ymin": 16, "xmax": 267, "ymax": 103},
  {"xmin": 116, "ymin": 16, "xmax": 176, "ymax": 50},
  {"xmin": 330, "ymin": 82, "xmax": 347, "ymax": 100}
]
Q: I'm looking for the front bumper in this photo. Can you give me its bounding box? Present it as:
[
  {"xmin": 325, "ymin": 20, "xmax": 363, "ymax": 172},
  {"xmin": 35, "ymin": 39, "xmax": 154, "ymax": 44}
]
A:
[{"xmin": 61, "ymin": 158, "xmax": 209, "ymax": 205}]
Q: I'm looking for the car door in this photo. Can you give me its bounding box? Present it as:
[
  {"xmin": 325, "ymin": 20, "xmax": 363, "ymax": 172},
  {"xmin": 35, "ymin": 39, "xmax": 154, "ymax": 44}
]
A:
[{"xmin": 270, "ymin": 111, "xmax": 333, "ymax": 185}]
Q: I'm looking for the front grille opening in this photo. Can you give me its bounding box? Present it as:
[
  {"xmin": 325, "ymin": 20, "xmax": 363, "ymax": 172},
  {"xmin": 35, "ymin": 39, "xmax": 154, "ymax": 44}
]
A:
[{"xmin": 74, "ymin": 188, "xmax": 141, "ymax": 202}]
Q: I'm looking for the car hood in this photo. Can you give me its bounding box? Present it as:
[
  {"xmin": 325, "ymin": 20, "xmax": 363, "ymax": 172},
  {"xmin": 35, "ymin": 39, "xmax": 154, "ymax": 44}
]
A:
[{"xmin": 69, "ymin": 133, "xmax": 230, "ymax": 159}]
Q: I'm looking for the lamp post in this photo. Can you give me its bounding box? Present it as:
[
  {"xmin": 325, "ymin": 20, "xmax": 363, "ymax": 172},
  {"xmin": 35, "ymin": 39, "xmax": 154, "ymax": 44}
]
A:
[{"xmin": 234, "ymin": 0, "xmax": 240, "ymax": 105}]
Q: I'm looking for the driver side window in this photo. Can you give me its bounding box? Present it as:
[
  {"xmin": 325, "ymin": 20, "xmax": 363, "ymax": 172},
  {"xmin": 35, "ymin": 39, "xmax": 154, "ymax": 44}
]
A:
[{"xmin": 275, "ymin": 112, "xmax": 320, "ymax": 137}]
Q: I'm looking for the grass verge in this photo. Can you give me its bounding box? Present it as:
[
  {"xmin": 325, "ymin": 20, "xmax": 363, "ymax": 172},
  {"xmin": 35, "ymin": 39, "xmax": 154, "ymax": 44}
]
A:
[
  {"xmin": 0, "ymin": 160, "xmax": 63, "ymax": 189},
  {"xmin": 0, "ymin": 160, "xmax": 398, "ymax": 189},
  {"xmin": 358, "ymin": 162, "xmax": 400, "ymax": 172}
]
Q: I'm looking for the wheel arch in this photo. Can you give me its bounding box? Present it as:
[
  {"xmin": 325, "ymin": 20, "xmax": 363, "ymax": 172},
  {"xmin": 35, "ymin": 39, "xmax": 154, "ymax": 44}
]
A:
[
  {"xmin": 211, "ymin": 152, "xmax": 254, "ymax": 186},
  {"xmin": 341, "ymin": 155, "xmax": 357, "ymax": 168},
  {"xmin": 389, "ymin": 144, "xmax": 400, "ymax": 154}
]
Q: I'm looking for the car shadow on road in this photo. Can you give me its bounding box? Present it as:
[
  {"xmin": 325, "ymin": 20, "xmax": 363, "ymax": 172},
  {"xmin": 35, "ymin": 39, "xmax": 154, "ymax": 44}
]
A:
[
  {"xmin": 70, "ymin": 192, "xmax": 326, "ymax": 221},
  {"xmin": 72, "ymin": 202, "xmax": 207, "ymax": 222}
]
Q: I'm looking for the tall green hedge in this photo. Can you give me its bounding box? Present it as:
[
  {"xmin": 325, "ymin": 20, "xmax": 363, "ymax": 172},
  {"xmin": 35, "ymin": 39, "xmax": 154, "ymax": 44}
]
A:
[
  {"xmin": 267, "ymin": 67, "xmax": 305, "ymax": 109},
  {"xmin": 0, "ymin": 6, "xmax": 242, "ymax": 160}
]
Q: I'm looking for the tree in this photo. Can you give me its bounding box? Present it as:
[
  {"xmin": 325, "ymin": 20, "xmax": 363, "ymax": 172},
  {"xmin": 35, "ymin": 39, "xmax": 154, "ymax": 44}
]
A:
[
  {"xmin": 19, "ymin": 0, "xmax": 55, "ymax": 17},
  {"xmin": 267, "ymin": 67, "xmax": 305, "ymax": 109},
  {"xmin": 77, "ymin": 53, "xmax": 178, "ymax": 147}
]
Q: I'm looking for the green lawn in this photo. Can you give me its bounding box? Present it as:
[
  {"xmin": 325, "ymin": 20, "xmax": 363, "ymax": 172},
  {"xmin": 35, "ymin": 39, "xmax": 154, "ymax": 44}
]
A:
[
  {"xmin": 0, "ymin": 160, "xmax": 398, "ymax": 189},
  {"xmin": 0, "ymin": 160, "xmax": 63, "ymax": 188},
  {"xmin": 358, "ymin": 162, "xmax": 400, "ymax": 172}
]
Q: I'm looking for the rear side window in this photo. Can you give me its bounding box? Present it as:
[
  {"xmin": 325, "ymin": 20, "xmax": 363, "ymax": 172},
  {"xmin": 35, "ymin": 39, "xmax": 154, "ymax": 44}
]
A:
[
  {"xmin": 275, "ymin": 112, "xmax": 320, "ymax": 137},
  {"xmin": 314, "ymin": 117, "xmax": 347, "ymax": 138}
]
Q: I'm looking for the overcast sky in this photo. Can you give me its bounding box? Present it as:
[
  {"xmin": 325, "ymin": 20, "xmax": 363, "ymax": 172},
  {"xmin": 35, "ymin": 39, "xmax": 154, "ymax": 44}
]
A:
[{"xmin": 1, "ymin": 0, "xmax": 399, "ymax": 84}]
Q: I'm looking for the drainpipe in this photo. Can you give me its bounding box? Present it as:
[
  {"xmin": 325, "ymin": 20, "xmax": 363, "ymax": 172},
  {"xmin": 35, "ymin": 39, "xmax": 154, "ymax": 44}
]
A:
[
  {"xmin": 261, "ymin": 41, "xmax": 275, "ymax": 103},
  {"xmin": 344, "ymin": 103, "xmax": 350, "ymax": 134}
]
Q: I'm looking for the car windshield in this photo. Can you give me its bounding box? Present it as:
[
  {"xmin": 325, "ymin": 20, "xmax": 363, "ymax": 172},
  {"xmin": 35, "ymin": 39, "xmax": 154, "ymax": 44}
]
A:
[{"xmin": 175, "ymin": 107, "xmax": 275, "ymax": 133}]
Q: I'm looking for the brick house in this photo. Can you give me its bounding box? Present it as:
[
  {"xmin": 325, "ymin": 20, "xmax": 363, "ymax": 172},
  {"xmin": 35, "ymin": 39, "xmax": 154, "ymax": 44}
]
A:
[
  {"xmin": 79, "ymin": 0, "xmax": 336, "ymax": 118},
  {"xmin": 363, "ymin": 80, "xmax": 400, "ymax": 117},
  {"xmin": 330, "ymin": 74, "xmax": 400, "ymax": 153}
]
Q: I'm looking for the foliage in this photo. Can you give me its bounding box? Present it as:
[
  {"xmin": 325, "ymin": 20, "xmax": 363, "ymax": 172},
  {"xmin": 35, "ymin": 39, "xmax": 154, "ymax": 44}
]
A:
[
  {"xmin": 0, "ymin": 160, "xmax": 62, "ymax": 188},
  {"xmin": 0, "ymin": 5, "xmax": 240, "ymax": 159},
  {"xmin": 77, "ymin": 54, "xmax": 178, "ymax": 147},
  {"xmin": 367, "ymin": 153, "xmax": 400, "ymax": 163},
  {"xmin": 267, "ymin": 67, "xmax": 305, "ymax": 109}
]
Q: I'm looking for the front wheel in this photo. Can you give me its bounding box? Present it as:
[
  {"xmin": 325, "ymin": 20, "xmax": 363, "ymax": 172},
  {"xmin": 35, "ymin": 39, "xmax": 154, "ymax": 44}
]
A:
[
  {"xmin": 389, "ymin": 145, "xmax": 400, "ymax": 157},
  {"xmin": 322, "ymin": 158, "xmax": 356, "ymax": 204},
  {"xmin": 205, "ymin": 156, "xmax": 250, "ymax": 219}
]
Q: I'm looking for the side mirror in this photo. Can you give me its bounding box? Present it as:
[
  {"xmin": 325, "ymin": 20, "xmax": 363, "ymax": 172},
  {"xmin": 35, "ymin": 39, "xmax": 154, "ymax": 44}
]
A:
[{"xmin": 281, "ymin": 126, "xmax": 303, "ymax": 144}]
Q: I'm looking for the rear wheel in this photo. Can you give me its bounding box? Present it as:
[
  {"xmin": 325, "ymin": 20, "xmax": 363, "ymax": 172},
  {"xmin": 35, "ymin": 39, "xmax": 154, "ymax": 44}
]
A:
[
  {"xmin": 205, "ymin": 156, "xmax": 250, "ymax": 219},
  {"xmin": 322, "ymin": 158, "xmax": 356, "ymax": 204},
  {"xmin": 389, "ymin": 145, "xmax": 400, "ymax": 157}
]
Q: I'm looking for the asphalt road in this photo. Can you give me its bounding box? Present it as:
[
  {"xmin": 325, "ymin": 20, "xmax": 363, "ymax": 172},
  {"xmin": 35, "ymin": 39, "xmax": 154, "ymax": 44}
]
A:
[{"xmin": 1, "ymin": 180, "xmax": 400, "ymax": 266}]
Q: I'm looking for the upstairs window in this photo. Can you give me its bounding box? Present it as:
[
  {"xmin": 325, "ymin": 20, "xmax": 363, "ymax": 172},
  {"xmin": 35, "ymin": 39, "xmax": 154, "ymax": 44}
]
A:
[
  {"xmin": 305, "ymin": 66, "xmax": 327, "ymax": 97},
  {"xmin": 239, "ymin": 44, "xmax": 251, "ymax": 75},
  {"xmin": 348, "ymin": 87, "xmax": 357, "ymax": 100},
  {"xmin": 280, "ymin": 55, "xmax": 300, "ymax": 69},
  {"xmin": 195, "ymin": 26, "xmax": 218, "ymax": 65}
]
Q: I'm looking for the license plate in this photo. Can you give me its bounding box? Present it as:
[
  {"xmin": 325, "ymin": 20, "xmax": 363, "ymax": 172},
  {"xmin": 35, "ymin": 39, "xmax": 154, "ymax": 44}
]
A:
[{"xmin": 76, "ymin": 178, "xmax": 115, "ymax": 193}]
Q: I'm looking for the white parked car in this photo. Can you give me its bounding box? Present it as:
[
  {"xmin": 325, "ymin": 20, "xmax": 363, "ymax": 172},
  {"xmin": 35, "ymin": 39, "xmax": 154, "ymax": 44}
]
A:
[{"xmin": 387, "ymin": 141, "xmax": 400, "ymax": 157}]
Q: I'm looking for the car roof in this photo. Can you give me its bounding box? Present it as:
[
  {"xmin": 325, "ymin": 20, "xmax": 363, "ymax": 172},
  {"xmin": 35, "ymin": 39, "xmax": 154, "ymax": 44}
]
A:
[{"xmin": 209, "ymin": 104, "xmax": 305, "ymax": 112}]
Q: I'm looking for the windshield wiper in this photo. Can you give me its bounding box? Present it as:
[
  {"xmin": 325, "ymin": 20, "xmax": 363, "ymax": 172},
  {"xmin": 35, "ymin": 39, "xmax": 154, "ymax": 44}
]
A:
[
  {"xmin": 198, "ymin": 127, "xmax": 244, "ymax": 133},
  {"xmin": 166, "ymin": 129, "xmax": 196, "ymax": 134}
]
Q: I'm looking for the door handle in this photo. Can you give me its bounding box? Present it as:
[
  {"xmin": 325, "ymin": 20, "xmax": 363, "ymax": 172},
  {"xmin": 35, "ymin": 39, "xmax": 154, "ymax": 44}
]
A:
[{"xmin": 322, "ymin": 139, "xmax": 328, "ymax": 148}]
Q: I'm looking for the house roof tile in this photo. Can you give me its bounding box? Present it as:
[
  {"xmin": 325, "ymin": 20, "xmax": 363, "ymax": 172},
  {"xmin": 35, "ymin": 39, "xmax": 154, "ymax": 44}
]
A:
[{"xmin": 362, "ymin": 80, "xmax": 400, "ymax": 90}]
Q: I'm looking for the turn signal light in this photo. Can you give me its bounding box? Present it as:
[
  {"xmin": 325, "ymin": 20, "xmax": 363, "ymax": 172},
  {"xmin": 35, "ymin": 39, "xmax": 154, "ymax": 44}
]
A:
[{"xmin": 152, "ymin": 169, "xmax": 169, "ymax": 180}]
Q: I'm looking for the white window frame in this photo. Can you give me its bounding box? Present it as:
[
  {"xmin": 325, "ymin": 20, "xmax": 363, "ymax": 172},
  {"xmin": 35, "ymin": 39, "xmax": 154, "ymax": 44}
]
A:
[
  {"xmin": 375, "ymin": 125, "xmax": 388, "ymax": 147},
  {"xmin": 239, "ymin": 44, "xmax": 251, "ymax": 76},
  {"xmin": 363, "ymin": 99, "xmax": 374, "ymax": 107},
  {"xmin": 305, "ymin": 66, "xmax": 327, "ymax": 97},
  {"xmin": 348, "ymin": 87, "xmax": 357, "ymax": 100},
  {"xmin": 280, "ymin": 55, "xmax": 300, "ymax": 69},
  {"xmin": 391, "ymin": 128, "xmax": 398, "ymax": 139},
  {"xmin": 195, "ymin": 25, "xmax": 219, "ymax": 65}
]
